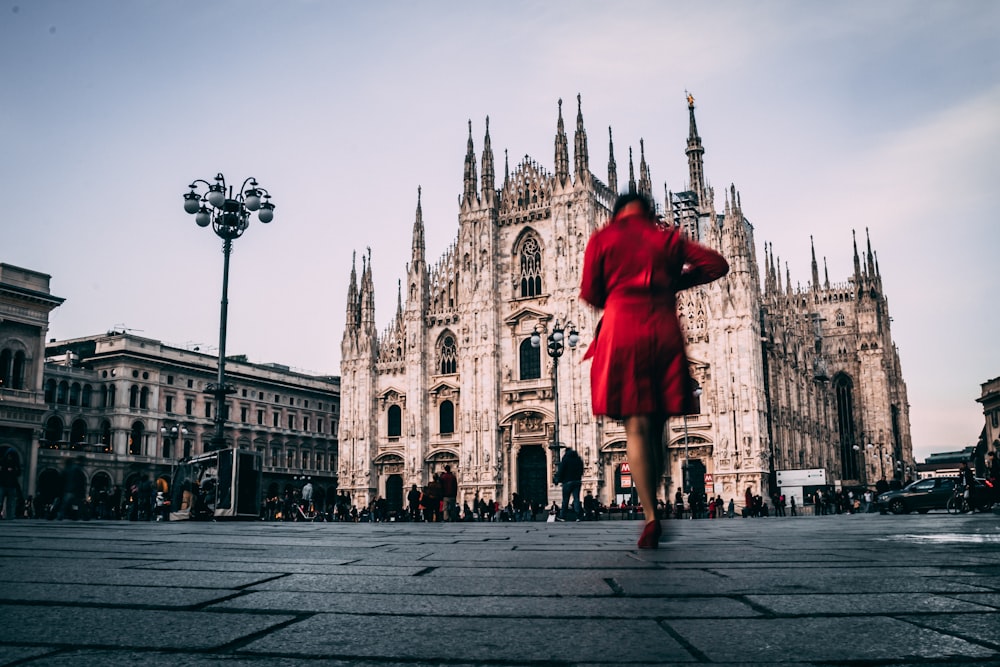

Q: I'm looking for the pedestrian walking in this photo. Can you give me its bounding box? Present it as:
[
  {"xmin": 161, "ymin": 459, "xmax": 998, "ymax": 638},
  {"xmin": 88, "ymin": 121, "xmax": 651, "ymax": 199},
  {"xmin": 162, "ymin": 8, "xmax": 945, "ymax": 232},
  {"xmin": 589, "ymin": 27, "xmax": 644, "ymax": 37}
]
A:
[
  {"xmin": 0, "ymin": 449, "xmax": 21, "ymax": 520},
  {"xmin": 555, "ymin": 447, "xmax": 584, "ymax": 521},
  {"xmin": 439, "ymin": 465, "xmax": 458, "ymax": 521},
  {"xmin": 580, "ymin": 192, "xmax": 729, "ymax": 548}
]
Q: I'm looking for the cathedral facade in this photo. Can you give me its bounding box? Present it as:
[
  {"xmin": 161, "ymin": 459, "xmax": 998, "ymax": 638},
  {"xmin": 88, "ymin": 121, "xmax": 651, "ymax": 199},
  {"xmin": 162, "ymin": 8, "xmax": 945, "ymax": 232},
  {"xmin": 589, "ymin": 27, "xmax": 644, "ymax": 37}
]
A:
[{"xmin": 338, "ymin": 96, "xmax": 913, "ymax": 511}]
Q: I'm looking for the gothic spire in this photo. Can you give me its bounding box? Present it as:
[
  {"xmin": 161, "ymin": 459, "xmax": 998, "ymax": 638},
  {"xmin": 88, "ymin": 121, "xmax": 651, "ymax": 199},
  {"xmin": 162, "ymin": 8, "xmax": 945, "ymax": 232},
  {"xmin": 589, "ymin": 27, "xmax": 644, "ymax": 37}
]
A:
[
  {"xmin": 810, "ymin": 236, "xmax": 820, "ymax": 291},
  {"xmin": 776, "ymin": 253, "xmax": 783, "ymax": 294},
  {"xmin": 685, "ymin": 91, "xmax": 706, "ymax": 204},
  {"xmin": 865, "ymin": 227, "xmax": 875, "ymax": 277},
  {"xmin": 627, "ymin": 147, "xmax": 636, "ymax": 194},
  {"xmin": 785, "ymin": 262, "xmax": 792, "ymax": 296},
  {"xmin": 637, "ymin": 138, "xmax": 652, "ymax": 199},
  {"xmin": 411, "ymin": 186, "xmax": 425, "ymax": 266},
  {"xmin": 481, "ymin": 116, "xmax": 495, "ymax": 206},
  {"xmin": 346, "ymin": 250, "xmax": 359, "ymax": 329},
  {"xmin": 462, "ymin": 119, "xmax": 478, "ymax": 207},
  {"xmin": 607, "ymin": 126, "xmax": 618, "ymax": 194},
  {"xmin": 503, "ymin": 149, "xmax": 510, "ymax": 189},
  {"xmin": 396, "ymin": 279, "xmax": 403, "ymax": 323},
  {"xmin": 852, "ymin": 229, "xmax": 862, "ymax": 280},
  {"xmin": 823, "ymin": 256, "xmax": 830, "ymax": 289},
  {"xmin": 573, "ymin": 93, "xmax": 590, "ymax": 182},
  {"xmin": 361, "ymin": 248, "xmax": 375, "ymax": 330},
  {"xmin": 554, "ymin": 98, "xmax": 570, "ymax": 186}
]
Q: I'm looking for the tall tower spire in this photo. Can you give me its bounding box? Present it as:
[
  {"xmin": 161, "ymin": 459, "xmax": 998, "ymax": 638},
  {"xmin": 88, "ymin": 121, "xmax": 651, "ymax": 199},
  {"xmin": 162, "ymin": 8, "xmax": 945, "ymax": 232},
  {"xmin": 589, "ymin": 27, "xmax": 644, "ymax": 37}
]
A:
[
  {"xmin": 554, "ymin": 98, "xmax": 570, "ymax": 186},
  {"xmin": 360, "ymin": 248, "xmax": 376, "ymax": 331},
  {"xmin": 685, "ymin": 91, "xmax": 706, "ymax": 204},
  {"xmin": 823, "ymin": 257, "xmax": 830, "ymax": 289},
  {"xmin": 345, "ymin": 250, "xmax": 359, "ymax": 330},
  {"xmin": 462, "ymin": 120, "xmax": 478, "ymax": 207},
  {"xmin": 573, "ymin": 93, "xmax": 590, "ymax": 183},
  {"xmin": 411, "ymin": 186, "xmax": 425, "ymax": 266},
  {"xmin": 607, "ymin": 126, "xmax": 618, "ymax": 194},
  {"xmin": 481, "ymin": 116, "xmax": 495, "ymax": 206},
  {"xmin": 810, "ymin": 236, "xmax": 820, "ymax": 290},
  {"xmin": 503, "ymin": 149, "xmax": 510, "ymax": 189},
  {"xmin": 852, "ymin": 229, "xmax": 862, "ymax": 280},
  {"xmin": 865, "ymin": 227, "xmax": 875, "ymax": 277},
  {"xmin": 637, "ymin": 138, "xmax": 652, "ymax": 199},
  {"xmin": 627, "ymin": 147, "xmax": 636, "ymax": 194}
]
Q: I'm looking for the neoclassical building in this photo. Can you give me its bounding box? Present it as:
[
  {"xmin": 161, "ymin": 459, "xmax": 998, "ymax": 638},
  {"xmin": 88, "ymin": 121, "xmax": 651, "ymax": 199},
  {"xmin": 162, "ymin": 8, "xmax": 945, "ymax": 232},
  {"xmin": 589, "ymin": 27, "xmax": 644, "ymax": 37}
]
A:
[{"xmin": 338, "ymin": 96, "xmax": 914, "ymax": 510}]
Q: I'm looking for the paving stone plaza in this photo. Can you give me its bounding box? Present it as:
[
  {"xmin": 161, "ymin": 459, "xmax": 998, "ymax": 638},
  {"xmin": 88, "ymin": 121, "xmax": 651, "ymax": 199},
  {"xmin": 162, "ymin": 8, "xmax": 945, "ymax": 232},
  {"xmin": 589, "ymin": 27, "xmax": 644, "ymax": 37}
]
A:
[{"xmin": 0, "ymin": 513, "xmax": 998, "ymax": 666}]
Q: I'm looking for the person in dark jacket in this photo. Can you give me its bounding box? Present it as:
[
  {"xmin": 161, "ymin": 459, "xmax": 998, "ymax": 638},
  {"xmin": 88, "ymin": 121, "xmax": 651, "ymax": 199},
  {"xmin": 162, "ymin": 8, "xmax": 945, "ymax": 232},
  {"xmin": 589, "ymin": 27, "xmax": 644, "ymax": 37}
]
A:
[
  {"xmin": 556, "ymin": 448, "xmax": 584, "ymax": 521},
  {"xmin": 0, "ymin": 449, "xmax": 21, "ymax": 520}
]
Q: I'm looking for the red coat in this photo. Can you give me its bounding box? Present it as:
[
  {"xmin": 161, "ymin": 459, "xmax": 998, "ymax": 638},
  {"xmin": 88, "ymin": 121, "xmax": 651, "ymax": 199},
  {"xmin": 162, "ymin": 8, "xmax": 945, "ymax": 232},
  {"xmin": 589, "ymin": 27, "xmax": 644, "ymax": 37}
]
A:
[{"xmin": 580, "ymin": 212, "xmax": 729, "ymax": 418}]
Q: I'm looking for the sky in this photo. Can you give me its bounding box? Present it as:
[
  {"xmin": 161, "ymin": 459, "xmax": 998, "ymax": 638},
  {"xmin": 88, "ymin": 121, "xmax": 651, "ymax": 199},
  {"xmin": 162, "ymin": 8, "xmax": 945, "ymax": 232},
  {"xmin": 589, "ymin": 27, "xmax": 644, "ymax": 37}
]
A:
[{"xmin": 3, "ymin": 1, "xmax": 998, "ymax": 463}]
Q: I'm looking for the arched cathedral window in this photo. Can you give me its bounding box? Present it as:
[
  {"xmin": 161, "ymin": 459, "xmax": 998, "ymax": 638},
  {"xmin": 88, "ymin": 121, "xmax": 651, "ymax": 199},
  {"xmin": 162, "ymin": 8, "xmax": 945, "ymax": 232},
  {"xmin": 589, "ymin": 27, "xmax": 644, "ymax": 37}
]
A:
[
  {"xmin": 518, "ymin": 237, "xmax": 542, "ymax": 298},
  {"xmin": 439, "ymin": 400, "xmax": 455, "ymax": 435},
  {"xmin": 387, "ymin": 404, "xmax": 402, "ymax": 438},
  {"xmin": 519, "ymin": 338, "xmax": 541, "ymax": 380},
  {"xmin": 438, "ymin": 334, "xmax": 457, "ymax": 375},
  {"xmin": 835, "ymin": 310, "xmax": 845, "ymax": 327}
]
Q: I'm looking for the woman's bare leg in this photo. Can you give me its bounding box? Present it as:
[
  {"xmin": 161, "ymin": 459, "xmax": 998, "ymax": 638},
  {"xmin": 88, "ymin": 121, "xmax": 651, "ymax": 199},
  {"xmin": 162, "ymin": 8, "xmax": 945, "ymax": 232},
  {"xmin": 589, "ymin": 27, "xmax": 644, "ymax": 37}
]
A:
[{"xmin": 625, "ymin": 415, "xmax": 665, "ymax": 524}]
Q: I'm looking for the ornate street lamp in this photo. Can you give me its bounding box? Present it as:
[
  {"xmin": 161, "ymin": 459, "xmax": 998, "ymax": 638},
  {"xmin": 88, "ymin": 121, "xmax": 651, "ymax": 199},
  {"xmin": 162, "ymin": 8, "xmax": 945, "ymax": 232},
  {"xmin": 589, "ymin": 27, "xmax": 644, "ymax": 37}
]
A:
[
  {"xmin": 160, "ymin": 424, "xmax": 189, "ymax": 460},
  {"xmin": 183, "ymin": 173, "xmax": 274, "ymax": 450},
  {"xmin": 682, "ymin": 385, "xmax": 703, "ymax": 493},
  {"xmin": 531, "ymin": 321, "xmax": 579, "ymax": 471}
]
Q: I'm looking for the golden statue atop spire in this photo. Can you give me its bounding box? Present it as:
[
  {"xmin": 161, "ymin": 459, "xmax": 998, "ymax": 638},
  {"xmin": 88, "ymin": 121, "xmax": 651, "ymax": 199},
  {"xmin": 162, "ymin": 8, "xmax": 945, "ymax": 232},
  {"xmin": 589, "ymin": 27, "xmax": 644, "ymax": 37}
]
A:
[{"xmin": 686, "ymin": 91, "xmax": 695, "ymax": 108}]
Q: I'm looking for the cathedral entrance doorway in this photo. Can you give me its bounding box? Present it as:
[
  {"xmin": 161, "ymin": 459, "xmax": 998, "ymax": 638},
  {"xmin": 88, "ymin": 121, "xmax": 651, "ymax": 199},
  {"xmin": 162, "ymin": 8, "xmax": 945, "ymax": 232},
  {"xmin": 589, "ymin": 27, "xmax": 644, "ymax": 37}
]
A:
[
  {"xmin": 517, "ymin": 445, "xmax": 547, "ymax": 506},
  {"xmin": 385, "ymin": 474, "xmax": 403, "ymax": 514}
]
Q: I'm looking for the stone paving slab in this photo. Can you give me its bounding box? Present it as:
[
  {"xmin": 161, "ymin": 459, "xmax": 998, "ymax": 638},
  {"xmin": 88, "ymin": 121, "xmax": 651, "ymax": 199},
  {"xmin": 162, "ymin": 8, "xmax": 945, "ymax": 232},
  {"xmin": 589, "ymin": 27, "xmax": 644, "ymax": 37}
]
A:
[
  {"xmin": 245, "ymin": 571, "xmax": 616, "ymax": 595},
  {"xmin": 668, "ymin": 616, "xmax": 997, "ymax": 662},
  {"xmin": 0, "ymin": 604, "xmax": 295, "ymax": 650},
  {"xmin": 0, "ymin": 582, "xmax": 241, "ymax": 607},
  {"xmin": 211, "ymin": 589, "xmax": 759, "ymax": 619},
  {"xmin": 243, "ymin": 614, "xmax": 696, "ymax": 663},
  {"xmin": 0, "ymin": 514, "xmax": 998, "ymax": 665},
  {"xmin": 745, "ymin": 591, "xmax": 996, "ymax": 615}
]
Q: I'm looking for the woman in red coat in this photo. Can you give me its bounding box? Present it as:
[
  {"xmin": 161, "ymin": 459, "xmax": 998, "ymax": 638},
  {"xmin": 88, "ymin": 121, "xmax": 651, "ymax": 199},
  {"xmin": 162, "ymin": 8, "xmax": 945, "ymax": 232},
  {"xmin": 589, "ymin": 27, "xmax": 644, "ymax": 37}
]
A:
[{"xmin": 580, "ymin": 193, "xmax": 729, "ymax": 548}]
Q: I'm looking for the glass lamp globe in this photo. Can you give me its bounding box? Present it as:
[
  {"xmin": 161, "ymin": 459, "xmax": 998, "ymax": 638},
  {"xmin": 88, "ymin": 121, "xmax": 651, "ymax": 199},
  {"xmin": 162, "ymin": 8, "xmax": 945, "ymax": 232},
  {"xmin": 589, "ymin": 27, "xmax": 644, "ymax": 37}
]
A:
[{"xmin": 258, "ymin": 202, "xmax": 274, "ymax": 223}]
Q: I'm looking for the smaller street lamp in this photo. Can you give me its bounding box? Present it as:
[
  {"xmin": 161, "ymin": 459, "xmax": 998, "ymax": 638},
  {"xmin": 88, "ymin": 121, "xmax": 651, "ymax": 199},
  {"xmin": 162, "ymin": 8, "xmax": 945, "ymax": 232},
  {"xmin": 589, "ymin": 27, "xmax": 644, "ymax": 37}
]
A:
[
  {"xmin": 682, "ymin": 385, "xmax": 703, "ymax": 492},
  {"xmin": 531, "ymin": 321, "xmax": 579, "ymax": 471},
  {"xmin": 160, "ymin": 424, "xmax": 189, "ymax": 460}
]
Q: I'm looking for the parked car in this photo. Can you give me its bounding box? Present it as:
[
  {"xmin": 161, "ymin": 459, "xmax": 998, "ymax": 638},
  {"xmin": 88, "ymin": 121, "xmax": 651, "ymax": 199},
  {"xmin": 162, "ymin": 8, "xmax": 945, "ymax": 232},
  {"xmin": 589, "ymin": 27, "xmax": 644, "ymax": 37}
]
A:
[{"xmin": 876, "ymin": 477, "xmax": 956, "ymax": 514}]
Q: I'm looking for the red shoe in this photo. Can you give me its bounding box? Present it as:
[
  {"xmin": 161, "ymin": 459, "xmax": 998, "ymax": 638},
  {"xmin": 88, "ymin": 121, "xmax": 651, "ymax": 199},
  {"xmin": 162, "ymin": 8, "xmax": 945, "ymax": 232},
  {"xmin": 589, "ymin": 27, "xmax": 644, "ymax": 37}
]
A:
[{"xmin": 637, "ymin": 520, "xmax": 662, "ymax": 549}]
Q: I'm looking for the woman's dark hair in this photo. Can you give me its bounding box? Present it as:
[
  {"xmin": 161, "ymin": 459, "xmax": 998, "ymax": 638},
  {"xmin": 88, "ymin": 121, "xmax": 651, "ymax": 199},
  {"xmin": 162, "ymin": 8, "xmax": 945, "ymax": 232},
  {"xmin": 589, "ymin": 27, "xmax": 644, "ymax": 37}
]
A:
[{"xmin": 611, "ymin": 192, "xmax": 655, "ymax": 219}]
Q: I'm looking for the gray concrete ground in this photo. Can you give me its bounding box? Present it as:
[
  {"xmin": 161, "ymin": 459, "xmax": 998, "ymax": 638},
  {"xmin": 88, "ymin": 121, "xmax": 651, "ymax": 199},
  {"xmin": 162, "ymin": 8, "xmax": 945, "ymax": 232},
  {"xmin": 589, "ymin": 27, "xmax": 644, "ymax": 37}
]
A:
[{"xmin": 0, "ymin": 512, "xmax": 998, "ymax": 666}]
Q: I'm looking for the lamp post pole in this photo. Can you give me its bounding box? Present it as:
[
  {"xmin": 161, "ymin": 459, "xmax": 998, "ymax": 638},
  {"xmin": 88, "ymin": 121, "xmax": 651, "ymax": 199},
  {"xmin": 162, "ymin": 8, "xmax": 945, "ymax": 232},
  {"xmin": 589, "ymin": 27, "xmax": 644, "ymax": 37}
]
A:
[
  {"xmin": 531, "ymin": 321, "xmax": 579, "ymax": 475},
  {"xmin": 183, "ymin": 173, "xmax": 274, "ymax": 451},
  {"xmin": 682, "ymin": 386, "xmax": 702, "ymax": 493}
]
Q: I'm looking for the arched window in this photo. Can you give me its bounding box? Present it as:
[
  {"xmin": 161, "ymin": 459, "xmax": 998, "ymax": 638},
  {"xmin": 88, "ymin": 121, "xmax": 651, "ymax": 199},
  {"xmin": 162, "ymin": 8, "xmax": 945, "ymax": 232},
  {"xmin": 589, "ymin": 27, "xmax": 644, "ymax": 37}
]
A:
[
  {"xmin": 439, "ymin": 400, "xmax": 455, "ymax": 435},
  {"xmin": 11, "ymin": 350, "xmax": 25, "ymax": 389},
  {"xmin": 129, "ymin": 385, "xmax": 139, "ymax": 408},
  {"xmin": 82, "ymin": 384, "xmax": 93, "ymax": 407},
  {"xmin": 438, "ymin": 334, "xmax": 457, "ymax": 375},
  {"xmin": 835, "ymin": 309, "xmax": 845, "ymax": 327},
  {"xmin": 139, "ymin": 387, "xmax": 149, "ymax": 409},
  {"xmin": 57, "ymin": 381, "xmax": 68, "ymax": 404},
  {"xmin": 45, "ymin": 416, "xmax": 64, "ymax": 443},
  {"xmin": 0, "ymin": 349, "xmax": 10, "ymax": 388},
  {"xmin": 129, "ymin": 421, "xmax": 144, "ymax": 456},
  {"xmin": 70, "ymin": 419, "xmax": 87, "ymax": 444},
  {"xmin": 45, "ymin": 378, "xmax": 56, "ymax": 403},
  {"xmin": 833, "ymin": 373, "xmax": 859, "ymax": 480},
  {"xmin": 69, "ymin": 382, "xmax": 81, "ymax": 406},
  {"xmin": 107, "ymin": 384, "xmax": 116, "ymax": 408},
  {"xmin": 100, "ymin": 420, "xmax": 112, "ymax": 451},
  {"xmin": 387, "ymin": 404, "xmax": 402, "ymax": 438},
  {"xmin": 518, "ymin": 236, "xmax": 543, "ymax": 297},
  {"xmin": 519, "ymin": 338, "xmax": 541, "ymax": 380}
]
